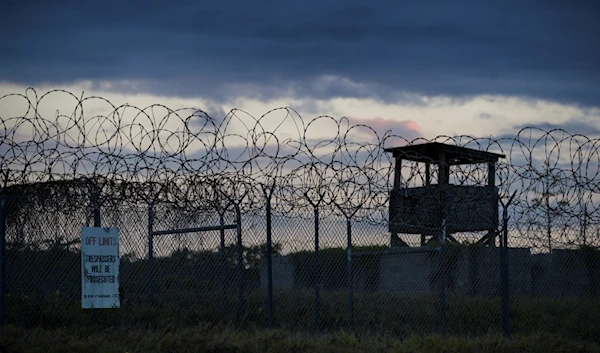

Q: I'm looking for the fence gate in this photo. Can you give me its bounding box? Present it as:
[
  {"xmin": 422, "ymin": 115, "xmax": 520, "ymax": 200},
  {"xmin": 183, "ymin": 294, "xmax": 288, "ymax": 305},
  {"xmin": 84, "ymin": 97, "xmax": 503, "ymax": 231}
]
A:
[{"xmin": 145, "ymin": 204, "xmax": 241, "ymax": 320}]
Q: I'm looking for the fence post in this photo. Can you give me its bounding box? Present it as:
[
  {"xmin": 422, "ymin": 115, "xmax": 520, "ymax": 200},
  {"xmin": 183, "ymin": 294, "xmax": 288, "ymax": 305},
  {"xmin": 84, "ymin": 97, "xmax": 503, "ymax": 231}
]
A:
[
  {"xmin": 437, "ymin": 220, "xmax": 447, "ymax": 335},
  {"xmin": 346, "ymin": 218, "xmax": 353, "ymax": 326},
  {"xmin": 147, "ymin": 203, "xmax": 154, "ymax": 305},
  {"xmin": 93, "ymin": 190, "xmax": 101, "ymax": 227},
  {"xmin": 0, "ymin": 188, "xmax": 6, "ymax": 327},
  {"xmin": 263, "ymin": 186, "xmax": 274, "ymax": 329},
  {"xmin": 219, "ymin": 212, "xmax": 227, "ymax": 316},
  {"xmin": 91, "ymin": 188, "xmax": 101, "ymax": 322},
  {"xmin": 500, "ymin": 191, "xmax": 516, "ymax": 338},
  {"xmin": 501, "ymin": 209, "xmax": 510, "ymax": 338},
  {"xmin": 235, "ymin": 204, "xmax": 245, "ymax": 322},
  {"xmin": 314, "ymin": 205, "xmax": 320, "ymax": 332},
  {"xmin": 305, "ymin": 192, "xmax": 322, "ymax": 333}
]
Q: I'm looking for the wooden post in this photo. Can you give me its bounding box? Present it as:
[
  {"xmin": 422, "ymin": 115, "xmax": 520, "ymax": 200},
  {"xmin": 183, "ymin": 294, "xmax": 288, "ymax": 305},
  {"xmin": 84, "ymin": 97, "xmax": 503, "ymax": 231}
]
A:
[
  {"xmin": 394, "ymin": 157, "xmax": 402, "ymax": 190},
  {"xmin": 487, "ymin": 162, "xmax": 495, "ymax": 186},
  {"xmin": 438, "ymin": 153, "xmax": 449, "ymax": 185},
  {"xmin": 488, "ymin": 162, "xmax": 497, "ymax": 247},
  {"xmin": 391, "ymin": 156, "xmax": 402, "ymax": 247}
]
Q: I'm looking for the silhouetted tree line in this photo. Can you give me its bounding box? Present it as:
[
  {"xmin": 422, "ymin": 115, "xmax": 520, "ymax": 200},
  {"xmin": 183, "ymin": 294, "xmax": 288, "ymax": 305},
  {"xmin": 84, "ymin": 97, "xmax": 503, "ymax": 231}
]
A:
[{"xmin": 5, "ymin": 233, "xmax": 284, "ymax": 303}]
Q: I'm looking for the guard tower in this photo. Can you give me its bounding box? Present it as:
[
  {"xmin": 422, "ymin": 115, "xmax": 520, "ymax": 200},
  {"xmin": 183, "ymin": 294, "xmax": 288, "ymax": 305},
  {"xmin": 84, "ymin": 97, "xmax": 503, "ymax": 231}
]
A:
[{"xmin": 385, "ymin": 142, "xmax": 505, "ymax": 247}]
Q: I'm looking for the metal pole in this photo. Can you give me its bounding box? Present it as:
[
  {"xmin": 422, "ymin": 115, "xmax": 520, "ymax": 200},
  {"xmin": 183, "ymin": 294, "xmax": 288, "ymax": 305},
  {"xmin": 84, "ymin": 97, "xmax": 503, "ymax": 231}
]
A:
[
  {"xmin": 220, "ymin": 213, "xmax": 227, "ymax": 316},
  {"xmin": 501, "ymin": 206, "xmax": 511, "ymax": 338},
  {"xmin": 151, "ymin": 224, "xmax": 236, "ymax": 236},
  {"xmin": 235, "ymin": 204, "xmax": 245, "ymax": 322},
  {"xmin": 438, "ymin": 220, "xmax": 447, "ymax": 335},
  {"xmin": 147, "ymin": 203, "xmax": 154, "ymax": 305},
  {"xmin": 438, "ymin": 248, "xmax": 447, "ymax": 335},
  {"xmin": 346, "ymin": 218, "xmax": 353, "ymax": 326},
  {"xmin": 314, "ymin": 205, "xmax": 320, "ymax": 332},
  {"xmin": 305, "ymin": 192, "xmax": 322, "ymax": 333},
  {"xmin": 578, "ymin": 149, "xmax": 584, "ymax": 246},
  {"xmin": 499, "ymin": 191, "xmax": 516, "ymax": 339},
  {"xmin": 93, "ymin": 191, "xmax": 101, "ymax": 228},
  {"xmin": 265, "ymin": 191, "xmax": 273, "ymax": 329},
  {"xmin": 0, "ymin": 189, "xmax": 6, "ymax": 326},
  {"xmin": 90, "ymin": 189, "xmax": 101, "ymax": 323}
]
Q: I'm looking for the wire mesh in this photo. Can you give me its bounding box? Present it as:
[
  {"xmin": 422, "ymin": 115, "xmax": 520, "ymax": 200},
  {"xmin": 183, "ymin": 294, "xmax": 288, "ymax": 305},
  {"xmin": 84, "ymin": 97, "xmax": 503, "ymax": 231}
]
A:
[{"xmin": 0, "ymin": 89, "xmax": 599, "ymax": 341}]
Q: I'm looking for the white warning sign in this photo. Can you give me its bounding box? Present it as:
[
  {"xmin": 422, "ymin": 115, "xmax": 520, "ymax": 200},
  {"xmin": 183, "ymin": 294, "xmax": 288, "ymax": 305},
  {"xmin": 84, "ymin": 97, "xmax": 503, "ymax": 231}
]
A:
[{"xmin": 81, "ymin": 227, "xmax": 120, "ymax": 309}]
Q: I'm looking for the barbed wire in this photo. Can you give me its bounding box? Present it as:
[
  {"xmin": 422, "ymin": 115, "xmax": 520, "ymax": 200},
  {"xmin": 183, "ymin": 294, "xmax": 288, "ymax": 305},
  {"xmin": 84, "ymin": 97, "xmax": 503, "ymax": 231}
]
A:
[{"xmin": 1, "ymin": 88, "xmax": 600, "ymax": 249}]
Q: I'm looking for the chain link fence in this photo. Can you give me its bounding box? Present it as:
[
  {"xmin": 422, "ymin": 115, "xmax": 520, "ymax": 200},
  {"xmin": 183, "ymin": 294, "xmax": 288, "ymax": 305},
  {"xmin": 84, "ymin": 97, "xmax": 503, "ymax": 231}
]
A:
[{"xmin": 1, "ymin": 89, "xmax": 600, "ymax": 342}]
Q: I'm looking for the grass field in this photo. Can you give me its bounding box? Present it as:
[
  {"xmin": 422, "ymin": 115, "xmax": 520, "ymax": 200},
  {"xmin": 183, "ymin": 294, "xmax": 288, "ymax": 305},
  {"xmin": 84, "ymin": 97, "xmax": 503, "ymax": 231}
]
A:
[
  {"xmin": 2, "ymin": 323, "xmax": 600, "ymax": 353},
  {"xmin": 5, "ymin": 289, "xmax": 600, "ymax": 350}
]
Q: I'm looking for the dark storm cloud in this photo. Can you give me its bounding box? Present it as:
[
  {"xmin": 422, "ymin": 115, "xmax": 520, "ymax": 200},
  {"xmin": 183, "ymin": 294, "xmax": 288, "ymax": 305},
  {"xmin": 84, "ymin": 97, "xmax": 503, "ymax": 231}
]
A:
[{"xmin": 1, "ymin": 0, "xmax": 599, "ymax": 106}]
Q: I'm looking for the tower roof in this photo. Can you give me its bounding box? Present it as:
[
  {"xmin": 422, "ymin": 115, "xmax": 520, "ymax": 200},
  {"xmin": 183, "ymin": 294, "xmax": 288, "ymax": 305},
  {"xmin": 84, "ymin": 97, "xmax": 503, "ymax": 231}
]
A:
[{"xmin": 384, "ymin": 142, "xmax": 505, "ymax": 165}]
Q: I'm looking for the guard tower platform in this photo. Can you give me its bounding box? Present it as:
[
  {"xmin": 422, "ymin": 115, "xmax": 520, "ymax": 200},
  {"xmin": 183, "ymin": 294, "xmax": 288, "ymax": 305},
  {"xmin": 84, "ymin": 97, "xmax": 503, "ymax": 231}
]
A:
[{"xmin": 385, "ymin": 142, "xmax": 505, "ymax": 247}]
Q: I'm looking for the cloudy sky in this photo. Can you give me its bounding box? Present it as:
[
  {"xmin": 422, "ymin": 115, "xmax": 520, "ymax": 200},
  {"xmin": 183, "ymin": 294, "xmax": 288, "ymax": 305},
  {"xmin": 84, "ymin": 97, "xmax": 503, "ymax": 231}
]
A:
[{"xmin": 1, "ymin": 0, "xmax": 599, "ymax": 140}]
